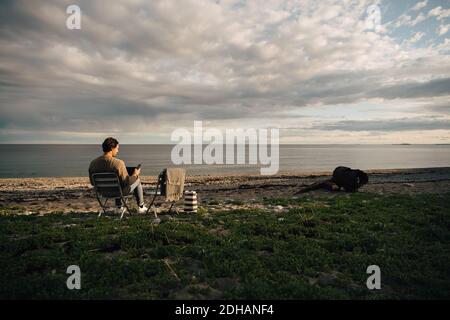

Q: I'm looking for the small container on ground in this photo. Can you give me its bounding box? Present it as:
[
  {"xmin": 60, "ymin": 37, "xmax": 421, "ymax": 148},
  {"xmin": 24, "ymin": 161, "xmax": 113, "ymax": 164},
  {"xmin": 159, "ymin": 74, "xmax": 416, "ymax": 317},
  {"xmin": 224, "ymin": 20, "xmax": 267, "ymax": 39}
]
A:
[{"xmin": 184, "ymin": 191, "xmax": 198, "ymax": 213}]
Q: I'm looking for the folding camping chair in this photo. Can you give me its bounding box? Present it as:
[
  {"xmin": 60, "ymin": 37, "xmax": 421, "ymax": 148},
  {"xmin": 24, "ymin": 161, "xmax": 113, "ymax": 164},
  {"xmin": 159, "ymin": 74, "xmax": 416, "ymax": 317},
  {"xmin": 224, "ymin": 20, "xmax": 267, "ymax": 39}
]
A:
[
  {"xmin": 146, "ymin": 168, "xmax": 186, "ymax": 215},
  {"xmin": 91, "ymin": 172, "xmax": 133, "ymax": 219}
]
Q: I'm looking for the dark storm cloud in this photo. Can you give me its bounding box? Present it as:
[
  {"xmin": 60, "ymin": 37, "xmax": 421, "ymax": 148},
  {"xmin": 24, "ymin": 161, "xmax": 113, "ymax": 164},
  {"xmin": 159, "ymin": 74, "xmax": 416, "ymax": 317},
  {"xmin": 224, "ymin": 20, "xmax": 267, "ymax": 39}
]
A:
[
  {"xmin": 427, "ymin": 102, "xmax": 450, "ymax": 114},
  {"xmin": 314, "ymin": 118, "xmax": 450, "ymax": 132},
  {"xmin": 367, "ymin": 77, "xmax": 450, "ymax": 100}
]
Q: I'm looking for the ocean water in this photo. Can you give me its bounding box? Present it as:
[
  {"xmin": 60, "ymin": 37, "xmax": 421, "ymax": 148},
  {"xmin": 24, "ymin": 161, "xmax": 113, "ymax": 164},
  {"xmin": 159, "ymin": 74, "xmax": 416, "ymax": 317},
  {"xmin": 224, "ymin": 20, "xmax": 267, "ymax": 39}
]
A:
[{"xmin": 0, "ymin": 144, "xmax": 449, "ymax": 178}]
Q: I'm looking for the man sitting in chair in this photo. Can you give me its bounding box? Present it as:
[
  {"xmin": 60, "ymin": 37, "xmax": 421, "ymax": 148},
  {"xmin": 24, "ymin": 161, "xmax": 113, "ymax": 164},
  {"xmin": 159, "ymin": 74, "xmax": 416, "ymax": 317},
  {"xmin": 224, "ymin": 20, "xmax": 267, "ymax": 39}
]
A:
[{"xmin": 89, "ymin": 137, "xmax": 148, "ymax": 214}]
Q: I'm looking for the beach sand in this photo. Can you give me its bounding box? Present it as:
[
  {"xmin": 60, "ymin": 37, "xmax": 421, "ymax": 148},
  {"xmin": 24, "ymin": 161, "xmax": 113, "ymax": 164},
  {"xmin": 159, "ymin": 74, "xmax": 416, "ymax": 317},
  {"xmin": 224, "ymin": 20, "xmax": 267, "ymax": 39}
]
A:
[{"xmin": 1, "ymin": 167, "xmax": 450, "ymax": 215}]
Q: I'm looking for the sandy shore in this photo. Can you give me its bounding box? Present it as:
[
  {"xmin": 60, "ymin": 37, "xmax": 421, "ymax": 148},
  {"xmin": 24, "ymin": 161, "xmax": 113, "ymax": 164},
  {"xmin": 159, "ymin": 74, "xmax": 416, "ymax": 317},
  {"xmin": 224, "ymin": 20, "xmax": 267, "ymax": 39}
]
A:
[{"xmin": 1, "ymin": 167, "xmax": 450, "ymax": 215}]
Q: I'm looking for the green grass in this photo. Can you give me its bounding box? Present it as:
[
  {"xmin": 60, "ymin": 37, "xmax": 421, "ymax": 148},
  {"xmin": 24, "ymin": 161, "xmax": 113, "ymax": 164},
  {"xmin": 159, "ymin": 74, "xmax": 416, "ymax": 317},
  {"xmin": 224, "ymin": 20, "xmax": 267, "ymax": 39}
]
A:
[{"xmin": 0, "ymin": 192, "xmax": 449, "ymax": 299}]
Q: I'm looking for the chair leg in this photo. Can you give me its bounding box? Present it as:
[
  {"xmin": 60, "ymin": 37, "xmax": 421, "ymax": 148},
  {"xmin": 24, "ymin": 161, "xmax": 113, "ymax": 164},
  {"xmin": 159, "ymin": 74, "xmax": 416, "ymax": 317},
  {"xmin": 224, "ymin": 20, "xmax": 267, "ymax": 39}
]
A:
[
  {"xmin": 168, "ymin": 201, "xmax": 176, "ymax": 214},
  {"xmin": 145, "ymin": 181, "xmax": 160, "ymax": 215},
  {"xmin": 147, "ymin": 199, "xmax": 160, "ymax": 219},
  {"xmin": 121, "ymin": 196, "xmax": 132, "ymax": 220},
  {"xmin": 96, "ymin": 195, "xmax": 109, "ymax": 218}
]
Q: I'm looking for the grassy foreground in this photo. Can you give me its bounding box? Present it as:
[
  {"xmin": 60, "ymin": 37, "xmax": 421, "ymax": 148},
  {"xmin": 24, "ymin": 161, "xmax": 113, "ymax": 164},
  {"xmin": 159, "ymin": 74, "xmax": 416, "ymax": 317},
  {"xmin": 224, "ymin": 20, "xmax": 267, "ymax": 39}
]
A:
[{"xmin": 0, "ymin": 192, "xmax": 449, "ymax": 299}]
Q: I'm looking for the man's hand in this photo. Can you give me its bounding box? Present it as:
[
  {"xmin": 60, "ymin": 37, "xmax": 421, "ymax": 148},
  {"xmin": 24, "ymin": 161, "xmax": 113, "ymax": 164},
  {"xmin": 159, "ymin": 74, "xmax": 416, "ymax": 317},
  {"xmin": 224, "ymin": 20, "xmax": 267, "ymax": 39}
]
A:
[{"xmin": 133, "ymin": 167, "xmax": 141, "ymax": 176}]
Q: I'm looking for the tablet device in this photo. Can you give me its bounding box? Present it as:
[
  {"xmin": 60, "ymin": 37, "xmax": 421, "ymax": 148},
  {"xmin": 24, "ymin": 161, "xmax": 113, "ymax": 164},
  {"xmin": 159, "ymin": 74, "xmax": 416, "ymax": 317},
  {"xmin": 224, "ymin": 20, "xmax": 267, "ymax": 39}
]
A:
[{"xmin": 126, "ymin": 164, "xmax": 141, "ymax": 176}]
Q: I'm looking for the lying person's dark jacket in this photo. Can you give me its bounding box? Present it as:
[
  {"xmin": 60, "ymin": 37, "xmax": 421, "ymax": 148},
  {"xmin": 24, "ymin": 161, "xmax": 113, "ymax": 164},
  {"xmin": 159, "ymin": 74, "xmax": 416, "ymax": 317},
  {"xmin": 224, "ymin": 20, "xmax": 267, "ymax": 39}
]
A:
[
  {"xmin": 331, "ymin": 166, "xmax": 369, "ymax": 192},
  {"xmin": 294, "ymin": 166, "xmax": 369, "ymax": 194}
]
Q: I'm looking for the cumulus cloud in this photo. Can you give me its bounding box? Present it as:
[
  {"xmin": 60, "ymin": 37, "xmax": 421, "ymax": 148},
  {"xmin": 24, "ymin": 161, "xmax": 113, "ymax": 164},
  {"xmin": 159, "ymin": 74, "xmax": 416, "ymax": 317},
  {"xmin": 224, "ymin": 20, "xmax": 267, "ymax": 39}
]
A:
[
  {"xmin": 439, "ymin": 23, "xmax": 450, "ymax": 36},
  {"xmin": 428, "ymin": 6, "xmax": 450, "ymax": 21},
  {"xmin": 0, "ymin": 0, "xmax": 449, "ymax": 143},
  {"xmin": 394, "ymin": 12, "xmax": 428, "ymax": 27},
  {"xmin": 412, "ymin": 1, "xmax": 428, "ymax": 11},
  {"xmin": 403, "ymin": 31, "xmax": 425, "ymax": 46},
  {"xmin": 394, "ymin": 2, "xmax": 450, "ymax": 28}
]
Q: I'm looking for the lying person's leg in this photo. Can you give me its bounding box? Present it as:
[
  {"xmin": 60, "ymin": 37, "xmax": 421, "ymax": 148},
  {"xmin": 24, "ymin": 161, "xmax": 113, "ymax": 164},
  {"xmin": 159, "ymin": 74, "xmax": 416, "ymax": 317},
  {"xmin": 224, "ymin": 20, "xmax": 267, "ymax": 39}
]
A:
[{"xmin": 294, "ymin": 179, "xmax": 334, "ymax": 194}]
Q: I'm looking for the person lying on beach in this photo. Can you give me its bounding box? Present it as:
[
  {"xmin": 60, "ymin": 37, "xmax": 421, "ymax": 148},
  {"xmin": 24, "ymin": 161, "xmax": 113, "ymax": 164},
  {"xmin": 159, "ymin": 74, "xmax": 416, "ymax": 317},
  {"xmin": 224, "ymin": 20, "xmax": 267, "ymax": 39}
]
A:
[
  {"xmin": 294, "ymin": 166, "xmax": 369, "ymax": 194},
  {"xmin": 88, "ymin": 137, "xmax": 148, "ymax": 214}
]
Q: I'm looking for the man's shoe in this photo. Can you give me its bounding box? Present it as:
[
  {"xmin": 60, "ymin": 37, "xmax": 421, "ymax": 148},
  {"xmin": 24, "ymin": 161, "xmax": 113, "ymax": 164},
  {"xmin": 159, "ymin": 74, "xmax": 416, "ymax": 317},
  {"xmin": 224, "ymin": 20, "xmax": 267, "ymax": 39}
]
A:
[
  {"xmin": 138, "ymin": 205, "xmax": 148, "ymax": 214},
  {"xmin": 115, "ymin": 206, "xmax": 126, "ymax": 215}
]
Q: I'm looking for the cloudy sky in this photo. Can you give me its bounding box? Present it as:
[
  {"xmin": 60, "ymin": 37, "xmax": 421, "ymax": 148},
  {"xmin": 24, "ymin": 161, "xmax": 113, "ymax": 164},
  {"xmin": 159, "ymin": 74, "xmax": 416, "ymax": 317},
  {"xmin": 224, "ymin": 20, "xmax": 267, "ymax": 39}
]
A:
[{"xmin": 0, "ymin": 0, "xmax": 449, "ymax": 144}]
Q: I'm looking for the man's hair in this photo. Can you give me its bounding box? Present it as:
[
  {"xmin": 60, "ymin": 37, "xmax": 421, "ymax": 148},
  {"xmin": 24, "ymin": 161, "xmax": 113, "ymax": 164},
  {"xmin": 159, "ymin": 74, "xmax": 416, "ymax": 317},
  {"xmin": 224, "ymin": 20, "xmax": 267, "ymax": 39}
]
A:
[{"xmin": 102, "ymin": 137, "xmax": 119, "ymax": 153}]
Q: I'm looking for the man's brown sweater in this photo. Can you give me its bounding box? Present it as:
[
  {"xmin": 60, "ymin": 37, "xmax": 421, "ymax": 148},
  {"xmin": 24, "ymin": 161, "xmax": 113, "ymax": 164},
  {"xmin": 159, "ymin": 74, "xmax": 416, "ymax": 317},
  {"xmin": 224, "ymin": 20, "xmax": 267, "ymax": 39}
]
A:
[{"xmin": 89, "ymin": 155, "xmax": 138, "ymax": 193}]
